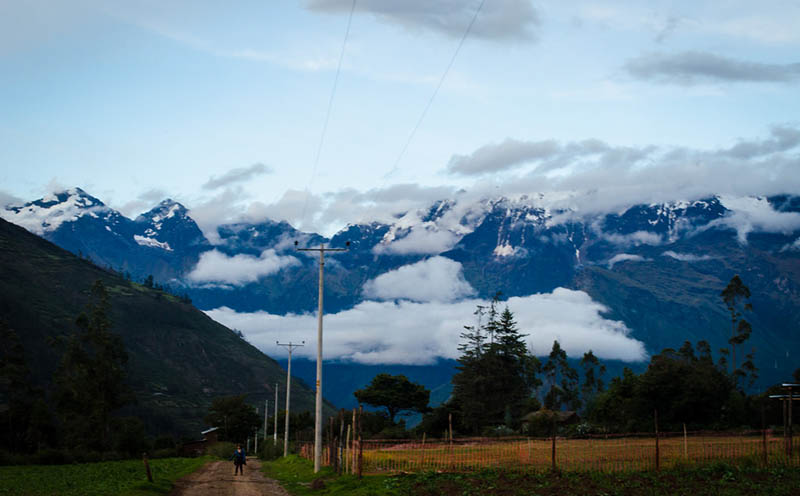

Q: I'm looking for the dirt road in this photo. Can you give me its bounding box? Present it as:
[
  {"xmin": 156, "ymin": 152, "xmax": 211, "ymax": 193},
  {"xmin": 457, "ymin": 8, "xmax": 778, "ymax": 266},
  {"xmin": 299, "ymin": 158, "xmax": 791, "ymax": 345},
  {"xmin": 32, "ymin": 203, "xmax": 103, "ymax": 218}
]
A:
[{"xmin": 169, "ymin": 458, "xmax": 290, "ymax": 496}]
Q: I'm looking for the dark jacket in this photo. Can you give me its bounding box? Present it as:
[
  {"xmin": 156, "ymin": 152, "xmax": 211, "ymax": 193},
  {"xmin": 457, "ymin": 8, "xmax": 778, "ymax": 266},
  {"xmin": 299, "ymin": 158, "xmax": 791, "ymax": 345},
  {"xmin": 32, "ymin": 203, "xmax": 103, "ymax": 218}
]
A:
[{"xmin": 231, "ymin": 449, "xmax": 246, "ymax": 464}]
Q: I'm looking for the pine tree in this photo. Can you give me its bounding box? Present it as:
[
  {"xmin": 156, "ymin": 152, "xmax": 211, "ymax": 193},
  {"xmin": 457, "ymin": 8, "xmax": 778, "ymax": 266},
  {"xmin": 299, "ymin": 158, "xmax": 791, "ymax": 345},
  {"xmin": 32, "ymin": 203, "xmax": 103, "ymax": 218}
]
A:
[
  {"xmin": 543, "ymin": 340, "xmax": 580, "ymax": 411},
  {"xmin": 580, "ymin": 350, "xmax": 606, "ymax": 407},
  {"xmin": 720, "ymin": 275, "xmax": 753, "ymax": 379},
  {"xmin": 54, "ymin": 280, "xmax": 132, "ymax": 451},
  {"xmin": 451, "ymin": 297, "xmax": 539, "ymax": 434}
]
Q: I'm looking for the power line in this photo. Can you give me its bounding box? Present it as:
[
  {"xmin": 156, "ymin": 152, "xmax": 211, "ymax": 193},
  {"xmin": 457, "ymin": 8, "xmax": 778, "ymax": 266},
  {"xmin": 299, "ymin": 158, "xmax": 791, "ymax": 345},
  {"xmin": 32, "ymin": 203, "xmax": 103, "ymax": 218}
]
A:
[
  {"xmin": 383, "ymin": 0, "xmax": 486, "ymax": 180},
  {"xmin": 300, "ymin": 0, "xmax": 358, "ymax": 227}
]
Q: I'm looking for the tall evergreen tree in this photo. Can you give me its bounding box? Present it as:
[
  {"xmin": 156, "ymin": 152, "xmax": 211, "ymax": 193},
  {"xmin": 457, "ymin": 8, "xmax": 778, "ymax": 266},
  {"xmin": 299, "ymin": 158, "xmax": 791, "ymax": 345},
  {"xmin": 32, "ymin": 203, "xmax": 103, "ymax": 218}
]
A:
[
  {"xmin": 451, "ymin": 297, "xmax": 539, "ymax": 434},
  {"xmin": 0, "ymin": 320, "xmax": 53, "ymax": 452},
  {"xmin": 543, "ymin": 340, "xmax": 580, "ymax": 411},
  {"xmin": 580, "ymin": 350, "xmax": 606, "ymax": 408},
  {"xmin": 720, "ymin": 275, "xmax": 753, "ymax": 378},
  {"xmin": 54, "ymin": 280, "xmax": 131, "ymax": 451}
]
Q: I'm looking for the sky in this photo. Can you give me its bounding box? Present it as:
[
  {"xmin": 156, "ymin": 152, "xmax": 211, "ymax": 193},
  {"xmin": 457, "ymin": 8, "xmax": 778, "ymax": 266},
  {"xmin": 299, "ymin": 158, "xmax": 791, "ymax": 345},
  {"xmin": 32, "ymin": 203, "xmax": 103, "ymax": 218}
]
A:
[{"xmin": 1, "ymin": 0, "xmax": 799, "ymax": 237}]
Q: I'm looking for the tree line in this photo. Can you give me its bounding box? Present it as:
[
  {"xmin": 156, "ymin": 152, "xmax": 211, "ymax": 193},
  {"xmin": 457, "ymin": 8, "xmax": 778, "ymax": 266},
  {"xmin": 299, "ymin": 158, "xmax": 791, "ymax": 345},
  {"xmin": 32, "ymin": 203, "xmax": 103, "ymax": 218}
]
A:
[{"xmin": 355, "ymin": 276, "xmax": 798, "ymax": 438}]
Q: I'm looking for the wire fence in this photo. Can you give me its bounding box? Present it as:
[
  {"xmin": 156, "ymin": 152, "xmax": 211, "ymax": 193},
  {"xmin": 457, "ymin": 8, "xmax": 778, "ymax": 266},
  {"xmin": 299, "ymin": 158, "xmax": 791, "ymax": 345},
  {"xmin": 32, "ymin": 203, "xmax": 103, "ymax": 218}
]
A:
[{"xmin": 298, "ymin": 431, "xmax": 800, "ymax": 474}]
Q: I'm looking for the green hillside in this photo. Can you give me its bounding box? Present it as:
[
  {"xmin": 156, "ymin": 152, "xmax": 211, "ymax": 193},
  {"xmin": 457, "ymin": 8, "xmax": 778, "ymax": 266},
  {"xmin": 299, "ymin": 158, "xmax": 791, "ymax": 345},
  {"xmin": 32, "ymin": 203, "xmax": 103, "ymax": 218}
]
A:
[{"xmin": 0, "ymin": 218, "xmax": 330, "ymax": 437}]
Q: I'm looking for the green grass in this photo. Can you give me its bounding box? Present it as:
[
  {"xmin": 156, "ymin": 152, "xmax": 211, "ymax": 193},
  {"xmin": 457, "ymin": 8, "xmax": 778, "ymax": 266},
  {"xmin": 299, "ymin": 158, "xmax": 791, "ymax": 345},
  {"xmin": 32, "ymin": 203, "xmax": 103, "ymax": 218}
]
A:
[
  {"xmin": 0, "ymin": 456, "xmax": 210, "ymax": 496},
  {"xmin": 262, "ymin": 455, "xmax": 398, "ymax": 496},
  {"xmin": 264, "ymin": 456, "xmax": 800, "ymax": 496}
]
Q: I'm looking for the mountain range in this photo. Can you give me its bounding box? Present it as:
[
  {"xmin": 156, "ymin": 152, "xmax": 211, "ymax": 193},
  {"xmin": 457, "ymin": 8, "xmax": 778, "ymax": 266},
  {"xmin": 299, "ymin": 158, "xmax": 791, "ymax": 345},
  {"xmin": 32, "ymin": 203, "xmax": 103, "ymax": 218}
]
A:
[
  {"xmin": 3, "ymin": 188, "xmax": 799, "ymax": 411},
  {"xmin": 0, "ymin": 216, "xmax": 326, "ymax": 437}
]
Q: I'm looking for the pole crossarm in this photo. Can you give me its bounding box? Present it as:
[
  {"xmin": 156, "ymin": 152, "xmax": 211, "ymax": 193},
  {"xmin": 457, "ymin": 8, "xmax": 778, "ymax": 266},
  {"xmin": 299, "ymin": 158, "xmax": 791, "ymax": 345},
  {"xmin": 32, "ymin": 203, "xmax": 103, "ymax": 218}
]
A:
[{"xmin": 294, "ymin": 241, "xmax": 349, "ymax": 473}]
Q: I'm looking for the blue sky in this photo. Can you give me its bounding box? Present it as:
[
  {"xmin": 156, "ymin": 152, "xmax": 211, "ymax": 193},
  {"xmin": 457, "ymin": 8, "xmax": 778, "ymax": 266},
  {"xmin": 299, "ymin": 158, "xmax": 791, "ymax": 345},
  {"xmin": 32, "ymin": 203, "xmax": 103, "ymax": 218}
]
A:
[{"xmin": 1, "ymin": 0, "xmax": 799, "ymax": 235}]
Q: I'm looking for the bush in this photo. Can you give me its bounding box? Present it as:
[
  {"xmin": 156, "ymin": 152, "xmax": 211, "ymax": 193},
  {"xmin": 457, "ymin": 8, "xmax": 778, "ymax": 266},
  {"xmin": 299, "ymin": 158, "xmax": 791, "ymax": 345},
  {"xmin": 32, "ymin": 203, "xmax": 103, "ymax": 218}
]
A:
[
  {"xmin": 258, "ymin": 440, "xmax": 284, "ymax": 461},
  {"xmin": 153, "ymin": 435, "xmax": 176, "ymax": 450},
  {"xmin": 207, "ymin": 442, "xmax": 236, "ymax": 460}
]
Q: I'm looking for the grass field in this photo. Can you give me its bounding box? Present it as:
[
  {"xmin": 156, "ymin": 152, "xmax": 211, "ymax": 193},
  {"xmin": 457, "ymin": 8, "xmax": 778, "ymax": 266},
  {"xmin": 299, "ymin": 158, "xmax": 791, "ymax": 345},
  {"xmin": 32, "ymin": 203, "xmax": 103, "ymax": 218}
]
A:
[
  {"xmin": 0, "ymin": 456, "xmax": 210, "ymax": 496},
  {"xmin": 265, "ymin": 455, "xmax": 800, "ymax": 496},
  {"xmin": 303, "ymin": 434, "xmax": 800, "ymax": 474}
]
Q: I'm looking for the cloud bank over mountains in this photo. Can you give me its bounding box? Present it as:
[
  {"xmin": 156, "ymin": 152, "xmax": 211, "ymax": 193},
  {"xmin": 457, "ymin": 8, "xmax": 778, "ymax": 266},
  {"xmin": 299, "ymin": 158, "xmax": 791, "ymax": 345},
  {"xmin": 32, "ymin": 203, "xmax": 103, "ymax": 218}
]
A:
[{"xmin": 207, "ymin": 287, "xmax": 647, "ymax": 366}]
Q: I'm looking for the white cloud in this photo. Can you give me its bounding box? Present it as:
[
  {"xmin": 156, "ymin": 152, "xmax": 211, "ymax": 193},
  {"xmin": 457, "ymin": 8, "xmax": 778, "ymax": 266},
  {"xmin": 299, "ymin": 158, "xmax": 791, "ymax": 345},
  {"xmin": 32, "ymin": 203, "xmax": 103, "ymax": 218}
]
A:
[
  {"xmin": 602, "ymin": 231, "xmax": 663, "ymax": 247},
  {"xmin": 187, "ymin": 249, "xmax": 300, "ymax": 286},
  {"xmin": 372, "ymin": 227, "xmax": 460, "ymax": 255},
  {"xmin": 713, "ymin": 196, "xmax": 800, "ymax": 243},
  {"xmin": 607, "ymin": 253, "xmax": 649, "ymax": 269},
  {"xmin": 362, "ymin": 256, "xmax": 475, "ymax": 303},
  {"xmin": 781, "ymin": 238, "xmax": 800, "ymax": 252},
  {"xmin": 205, "ymin": 288, "xmax": 648, "ymax": 365},
  {"xmin": 662, "ymin": 250, "xmax": 714, "ymax": 262}
]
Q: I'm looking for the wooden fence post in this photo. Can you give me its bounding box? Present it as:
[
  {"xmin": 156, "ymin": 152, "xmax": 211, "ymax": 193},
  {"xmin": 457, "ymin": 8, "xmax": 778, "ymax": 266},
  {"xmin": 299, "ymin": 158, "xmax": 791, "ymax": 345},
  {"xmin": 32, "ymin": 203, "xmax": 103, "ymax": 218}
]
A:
[
  {"xmin": 551, "ymin": 416, "xmax": 557, "ymax": 472},
  {"xmin": 762, "ymin": 404, "xmax": 768, "ymax": 466},
  {"xmin": 683, "ymin": 423, "xmax": 688, "ymax": 461},
  {"xmin": 654, "ymin": 409, "xmax": 660, "ymax": 471},
  {"xmin": 142, "ymin": 452, "xmax": 153, "ymax": 483},
  {"xmin": 358, "ymin": 405, "xmax": 364, "ymax": 479}
]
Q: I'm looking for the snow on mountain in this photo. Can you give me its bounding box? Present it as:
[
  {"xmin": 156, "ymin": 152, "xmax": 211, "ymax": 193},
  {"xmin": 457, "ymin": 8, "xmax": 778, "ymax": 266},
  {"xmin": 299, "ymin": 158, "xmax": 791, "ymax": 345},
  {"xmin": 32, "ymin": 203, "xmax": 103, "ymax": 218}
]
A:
[
  {"xmin": 133, "ymin": 234, "xmax": 172, "ymax": 251},
  {"xmin": 1, "ymin": 187, "xmax": 115, "ymax": 235}
]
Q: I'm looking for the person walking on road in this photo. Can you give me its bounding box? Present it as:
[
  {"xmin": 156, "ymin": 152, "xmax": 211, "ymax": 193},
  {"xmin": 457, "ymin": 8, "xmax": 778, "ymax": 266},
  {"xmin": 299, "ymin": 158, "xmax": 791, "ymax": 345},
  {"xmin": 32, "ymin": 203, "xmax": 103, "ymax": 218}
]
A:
[{"xmin": 231, "ymin": 444, "xmax": 247, "ymax": 476}]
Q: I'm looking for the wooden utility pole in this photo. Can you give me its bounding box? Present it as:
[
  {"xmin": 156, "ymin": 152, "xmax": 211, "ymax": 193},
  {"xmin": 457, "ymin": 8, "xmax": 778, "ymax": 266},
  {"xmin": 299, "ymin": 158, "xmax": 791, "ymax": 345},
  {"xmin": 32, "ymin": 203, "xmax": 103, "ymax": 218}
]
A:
[
  {"xmin": 277, "ymin": 341, "xmax": 304, "ymax": 457},
  {"xmin": 295, "ymin": 241, "xmax": 349, "ymax": 473},
  {"xmin": 274, "ymin": 383, "xmax": 279, "ymax": 444},
  {"xmin": 264, "ymin": 400, "xmax": 268, "ymax": 441}
]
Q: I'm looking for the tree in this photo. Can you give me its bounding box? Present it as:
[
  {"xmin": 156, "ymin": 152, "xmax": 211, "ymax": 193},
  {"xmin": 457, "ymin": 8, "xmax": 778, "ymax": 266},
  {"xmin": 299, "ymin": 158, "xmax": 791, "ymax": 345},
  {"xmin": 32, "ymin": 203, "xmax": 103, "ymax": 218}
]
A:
[
  {"xmin": 543, "ymin": 340, "xmax": 579, "ymax": 411},
  {"xmin": 0, "ymin": 320, "xmax": 54, "ymax": 452},
  {"xmin": 720, "ymin": 275, "xmax": 753, "ymax": 377},
  {"xmin": 143, "ymin": 274, "xmax": 154, "ymax": 288},
  {"xmin": 204, "ymin": 395, "xmax": 261, "ymax": 443},
  {"xmin": 354, "ymin": 374, "xmax": 430, "ymax": 424},
  {"xmin": 450, "ymin": 297, "xmax": 540, "ymax": 434},
  {"xmin": 580, "ymin": 350, "xmax": 606, "ymax": 408},
  {"xmin": 53, "ymin": 280, "xmax": 131, "ymax": 451}
]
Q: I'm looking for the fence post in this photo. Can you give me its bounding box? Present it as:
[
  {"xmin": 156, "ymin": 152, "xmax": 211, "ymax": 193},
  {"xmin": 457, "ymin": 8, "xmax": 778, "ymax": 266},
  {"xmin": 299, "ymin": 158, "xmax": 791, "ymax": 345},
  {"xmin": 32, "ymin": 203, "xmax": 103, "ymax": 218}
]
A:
[
  {"xmin": 358, "ymin": 405, "xmax": 363, "ymax": 479},
  {"xmin": 762, "ymin": 404, "xmax": 768, "ymax": 466},
  {"xmin": 654, "ymin": 409, "xmax": 660, "ymax": 471},
  {"xmin": 551, "ymin": 416, "xmax": 557, "ymax": 472},
  {"xmin": 142, "ymin": 452, "xmax": 153, "ymax": 483},
  {"xmin": 683, "ymin": 423, "xmax": 688, "ymax": 461},
  {"xmin": 421, "ymin": 432, "xmax": 426, "ymax": 470}
]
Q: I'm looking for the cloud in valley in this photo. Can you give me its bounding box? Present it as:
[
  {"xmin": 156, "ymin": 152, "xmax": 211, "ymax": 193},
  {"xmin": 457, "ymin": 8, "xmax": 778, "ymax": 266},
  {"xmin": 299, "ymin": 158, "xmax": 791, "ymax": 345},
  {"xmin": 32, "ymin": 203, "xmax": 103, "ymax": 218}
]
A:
[
  {"xmin": 306, "ymin": 0, "xmax": 540, "ymax": 42},
  {"xmin": 607, "ymin": 253, "xmax": 650, "ymax": 269},
  {"xmin": 372, "ymin": 227, "xmax": 460, "ymax": 255},
  {"xmin": 624, "ymin": 51, "xmax": 800, "ymax": 85},
  {"xmin": 662, "ymin": 251, "xmax": 714, "ymax": 262},
  {"xmin": 362, "ymin": 256, "xmax": 475, "ymax": 302},
  {"xmin": 187, "ymin": 249, "xmax": 300, "ymax": 286},
  {"xmin": 206, "ymin": 288, "xmax": 648, "ymax": 365}
]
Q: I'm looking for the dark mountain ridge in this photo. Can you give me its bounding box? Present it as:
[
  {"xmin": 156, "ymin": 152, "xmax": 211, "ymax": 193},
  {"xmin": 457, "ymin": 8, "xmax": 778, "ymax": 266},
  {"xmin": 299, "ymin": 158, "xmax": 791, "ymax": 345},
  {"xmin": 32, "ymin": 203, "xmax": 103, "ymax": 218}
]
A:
[{"xmin": 0, "ymin": 217, "xmax": 327, "ymax": 437}]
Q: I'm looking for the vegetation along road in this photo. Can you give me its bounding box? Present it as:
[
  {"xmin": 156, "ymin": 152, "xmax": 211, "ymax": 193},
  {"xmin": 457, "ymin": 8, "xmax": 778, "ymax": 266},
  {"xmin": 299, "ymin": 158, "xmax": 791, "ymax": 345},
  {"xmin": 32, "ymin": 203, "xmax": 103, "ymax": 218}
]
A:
[{"xmin": 169, "ymin": 459, "xmax": 288, "ymax": 496}]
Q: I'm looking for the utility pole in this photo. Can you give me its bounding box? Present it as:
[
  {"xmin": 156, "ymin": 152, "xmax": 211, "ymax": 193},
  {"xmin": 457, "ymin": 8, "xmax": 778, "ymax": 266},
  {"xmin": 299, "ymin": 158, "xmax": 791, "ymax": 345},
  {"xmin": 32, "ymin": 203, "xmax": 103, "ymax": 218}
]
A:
[
  {"xmin": 255, "ymin": 407, "xmax": 258, "ymax": 454},
  {"xmin": 277, "ymin": 341, "xmax": 304, "ymax": 457},
  {"xmin": 263, "ymin": 399, "xmax": 268, "ymax": 441},
  {"xmin": 295, "ymin": 241, "xmax": 349, "ymax": 473},
  {"xmin": 274, "ymin": 383, "xmax": 278, "ymax": 444}
]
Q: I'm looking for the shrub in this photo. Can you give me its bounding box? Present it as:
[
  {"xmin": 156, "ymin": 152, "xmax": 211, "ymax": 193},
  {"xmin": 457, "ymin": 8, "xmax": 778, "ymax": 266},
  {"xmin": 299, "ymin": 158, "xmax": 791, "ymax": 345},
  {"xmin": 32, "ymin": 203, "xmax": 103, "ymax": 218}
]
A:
[{"xmin": 207, "ymin": 442, "xmax": 236, "ymax": 460}]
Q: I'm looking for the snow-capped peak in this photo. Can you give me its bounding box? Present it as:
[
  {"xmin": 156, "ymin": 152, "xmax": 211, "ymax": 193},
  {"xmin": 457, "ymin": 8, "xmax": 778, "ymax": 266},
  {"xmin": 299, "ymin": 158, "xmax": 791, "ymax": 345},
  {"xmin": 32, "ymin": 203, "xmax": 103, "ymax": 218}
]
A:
[{"xmin": 1, "ymin": 187, "xmax": 110, "ymax": 235}]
